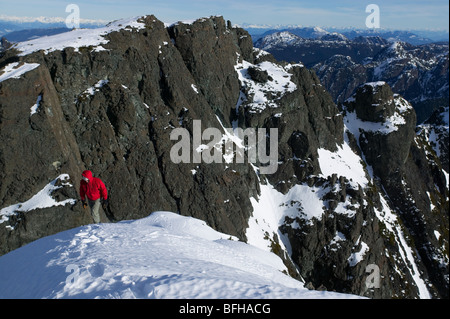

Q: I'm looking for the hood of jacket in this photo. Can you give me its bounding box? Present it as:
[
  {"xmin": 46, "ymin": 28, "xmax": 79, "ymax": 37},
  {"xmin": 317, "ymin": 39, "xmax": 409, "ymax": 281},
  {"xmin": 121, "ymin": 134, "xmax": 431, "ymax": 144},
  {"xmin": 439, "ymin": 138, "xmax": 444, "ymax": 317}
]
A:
[{"xmin": 82, "ymin": 170, "xmax": 93, "ymax": 182}]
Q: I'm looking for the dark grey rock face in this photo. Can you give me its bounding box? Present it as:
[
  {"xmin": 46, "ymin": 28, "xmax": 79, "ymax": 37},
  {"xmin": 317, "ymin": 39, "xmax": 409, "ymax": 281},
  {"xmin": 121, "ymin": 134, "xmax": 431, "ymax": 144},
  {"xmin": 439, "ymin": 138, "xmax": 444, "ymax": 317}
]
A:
[
  {"xmin": 341, "ymin": 82, "xmax": 449, "ymax": 298},
  {"xmin": 0, "ymin": 16, "xmax": 258, "ymax": 250},
  {"xmin": 344, "ymin": 83, "xmax": 417, "ymax": 180}
]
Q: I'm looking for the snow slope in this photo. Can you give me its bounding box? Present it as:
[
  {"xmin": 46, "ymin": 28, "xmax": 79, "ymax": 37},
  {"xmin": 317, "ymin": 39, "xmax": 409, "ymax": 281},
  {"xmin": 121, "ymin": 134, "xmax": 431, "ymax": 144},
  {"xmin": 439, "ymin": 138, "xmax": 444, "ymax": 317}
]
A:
[
  {"xmin": 0, "ymin": 211, "xmax": 360, "ymax": 299},
  {"xmin": 0, "ymin": 62, "xmax": 40, "ymax": 83},
  {"xmin": 13, "ymin": 17, "xmax": 146, "ymax": 56},
  {"xmin": 234, "ymin": 54, "xmax": 297, "ymax": 113},
  {"xmin": 0, "ymin": 174, "xmax": 76, "ymax": 226},
  {"xmin": 418, "ymin": 106, "xmax": 449, "ymax": 159}
]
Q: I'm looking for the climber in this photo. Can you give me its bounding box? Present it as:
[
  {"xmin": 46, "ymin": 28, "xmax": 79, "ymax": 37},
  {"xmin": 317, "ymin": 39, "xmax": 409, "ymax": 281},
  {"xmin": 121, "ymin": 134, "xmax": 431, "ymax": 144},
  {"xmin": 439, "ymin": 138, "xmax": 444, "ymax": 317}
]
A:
[{"xmin": 79, "ymin": 170, "xmax": 108, "ymax": 223}]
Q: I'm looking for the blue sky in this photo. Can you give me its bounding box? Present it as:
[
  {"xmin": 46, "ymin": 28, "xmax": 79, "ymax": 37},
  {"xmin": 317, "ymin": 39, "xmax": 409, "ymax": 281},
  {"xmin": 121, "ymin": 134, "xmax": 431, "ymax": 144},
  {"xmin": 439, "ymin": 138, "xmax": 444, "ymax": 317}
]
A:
[{"xmin": 1, "ymin": 0, "xmax": 449, "ymax": 30}]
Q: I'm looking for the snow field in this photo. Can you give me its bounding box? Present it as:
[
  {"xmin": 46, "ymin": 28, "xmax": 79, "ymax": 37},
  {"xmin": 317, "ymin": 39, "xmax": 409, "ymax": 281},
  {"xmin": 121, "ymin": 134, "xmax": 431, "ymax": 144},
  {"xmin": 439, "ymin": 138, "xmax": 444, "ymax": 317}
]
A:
[
  {"xmin": 0, "ymin": 62, "xmax": 40, "ymax": 83},
  {"xmin": 234, "ymin": 54, "xmax": 297, "ymax": 113},
  {"xmin": 318, "ymin": 139, "xmax": 369, "ymax": 188},
  {"xmin": 13, "ymin": 17, "xmax": 147, "ymax": 56},
  {"xmin": 0, "ymin": 174, "xmax": 76, "ymax": 226},
  {"xmin": 374, "ymin": 197, "xmax": 432, "ymax": 299},
  {"xmin": 0, "ymin": 212, "xmax": 359, "ymax": 299}
]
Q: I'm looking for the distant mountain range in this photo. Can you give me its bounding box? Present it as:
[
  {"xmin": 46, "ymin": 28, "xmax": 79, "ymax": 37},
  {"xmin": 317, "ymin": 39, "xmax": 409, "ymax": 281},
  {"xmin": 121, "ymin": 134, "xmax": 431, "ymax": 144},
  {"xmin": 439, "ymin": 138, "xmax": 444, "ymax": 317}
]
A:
[
  {"xmin": 0, "ymin": 18, "xmax": 104, "ymax": 42},
  {"xmin": 241, "ymin": 24, "xmax": 449, "ymax": 45},
  {"xmin": 254, "ymin": 30, "xmax": 449, "ymax": 123},
  {"xmin": 2, "ymin": 19, "xmax": 449, "ymax": 44}
]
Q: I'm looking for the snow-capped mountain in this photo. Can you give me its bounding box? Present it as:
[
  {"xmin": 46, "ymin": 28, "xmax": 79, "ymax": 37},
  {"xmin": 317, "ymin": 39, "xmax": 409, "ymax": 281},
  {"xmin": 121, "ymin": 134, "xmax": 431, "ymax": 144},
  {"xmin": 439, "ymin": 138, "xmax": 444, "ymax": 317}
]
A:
[
  {"xmin": 340, "ymin": 29, "xmax": 444, "ymax": 45},
  {"xmin": 0, "ymin": 15, "xmax": 448, "ymax": 299},
  {"xmin": 254, "ymin": 31, "xmax": 389, "ymax": 67},
  {"xmin": 255, "ymin": 31, "xmax": 449, "ymax": 123},
  {"xmin": 371, "ymin": 42, "xmax": 449, "ymax": 102},
  {"xmin": 417, "ymin": 106, "xmax": 449, "ymax": 172},
  {"xmin": 316, "ymin": 41, "xmax": 449, "ymax": 123},
  {"xmin": 244, "ymin": 26, "xmax": 331, "ymax": 42},
  {"xmin": 246, "ymin": 25, "xmax": 445, "ymax": 45},
  {"xmin": 255, "ymin": 31, "xmax": 301, "ymax": 50},
  {"xmin": 285, "ymin": 26, "xmax": 330, "ymax": 40}
]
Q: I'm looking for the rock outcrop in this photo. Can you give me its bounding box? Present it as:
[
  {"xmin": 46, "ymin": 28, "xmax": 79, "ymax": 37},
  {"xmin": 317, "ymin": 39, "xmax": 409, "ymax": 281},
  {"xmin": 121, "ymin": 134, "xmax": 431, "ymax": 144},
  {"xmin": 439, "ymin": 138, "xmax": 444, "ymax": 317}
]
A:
[
  {"xmin": 0, "ymin": 16, "xmax": 258, "ymax": 252},
  {"xmin": 341, "ymin": 82, "xmax": 449, "ymax": 298}
]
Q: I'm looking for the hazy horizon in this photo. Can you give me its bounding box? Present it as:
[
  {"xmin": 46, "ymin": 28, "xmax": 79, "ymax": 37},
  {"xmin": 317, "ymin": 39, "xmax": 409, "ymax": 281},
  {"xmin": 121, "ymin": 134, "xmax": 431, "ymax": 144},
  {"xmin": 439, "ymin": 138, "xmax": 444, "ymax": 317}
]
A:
[{"xmin": 0, "ymin": 0, "xmax": 448, "ymax": 32}]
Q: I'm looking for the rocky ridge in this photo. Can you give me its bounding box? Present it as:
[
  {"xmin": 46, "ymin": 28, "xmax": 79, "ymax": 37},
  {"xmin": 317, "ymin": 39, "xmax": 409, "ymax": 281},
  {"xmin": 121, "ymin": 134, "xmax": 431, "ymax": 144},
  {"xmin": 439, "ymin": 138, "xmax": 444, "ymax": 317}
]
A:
[{"xmin": 0, "ymin": 15, "xmax": 448, "ymax": 298}]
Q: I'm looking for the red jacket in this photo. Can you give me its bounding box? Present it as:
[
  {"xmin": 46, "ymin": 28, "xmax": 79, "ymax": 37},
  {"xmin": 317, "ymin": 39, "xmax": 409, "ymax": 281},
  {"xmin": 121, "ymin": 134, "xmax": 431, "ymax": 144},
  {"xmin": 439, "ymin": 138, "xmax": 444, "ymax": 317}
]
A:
[{"xmin": 80, "ymin": 170, "xmax": 108, "ymax": 201}]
